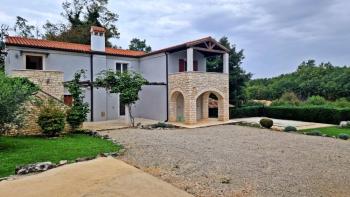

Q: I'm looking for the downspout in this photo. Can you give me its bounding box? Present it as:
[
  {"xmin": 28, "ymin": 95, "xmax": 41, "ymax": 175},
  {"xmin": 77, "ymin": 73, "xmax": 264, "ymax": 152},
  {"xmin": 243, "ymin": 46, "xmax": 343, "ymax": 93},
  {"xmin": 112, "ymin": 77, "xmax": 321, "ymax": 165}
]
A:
[
  {"xmin": 90, "ymin": 53, "xmax": 94, "ymax": 121},
  {"xmin": 165, "ymin": 52, "xmax": 169, "ymax": 122}
]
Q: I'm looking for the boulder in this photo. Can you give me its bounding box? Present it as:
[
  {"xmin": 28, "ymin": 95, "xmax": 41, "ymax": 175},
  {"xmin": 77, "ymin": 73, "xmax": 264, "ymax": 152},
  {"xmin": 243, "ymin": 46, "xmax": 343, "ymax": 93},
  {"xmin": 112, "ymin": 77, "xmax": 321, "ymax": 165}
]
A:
[{"xmin": 15, "ymin": 162, "xmax": 56, "ymax": 175}]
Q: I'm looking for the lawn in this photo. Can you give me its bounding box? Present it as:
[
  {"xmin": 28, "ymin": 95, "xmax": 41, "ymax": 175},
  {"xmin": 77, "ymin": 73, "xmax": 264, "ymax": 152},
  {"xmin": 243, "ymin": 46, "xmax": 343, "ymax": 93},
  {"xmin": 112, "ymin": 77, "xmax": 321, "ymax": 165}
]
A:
[
  {"xmin": 0, "ymin": 134, "xmax": 120, "ymax": 178},
  {"xmin": 301, "ymin": 126, "xmax": 350, "ymax": 137}
]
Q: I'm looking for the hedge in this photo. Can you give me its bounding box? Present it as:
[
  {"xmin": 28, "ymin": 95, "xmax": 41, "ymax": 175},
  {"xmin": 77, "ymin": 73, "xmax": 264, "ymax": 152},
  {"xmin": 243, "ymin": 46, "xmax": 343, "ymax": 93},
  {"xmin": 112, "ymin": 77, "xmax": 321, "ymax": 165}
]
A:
[{"xmin": 230, "ymin": 106, "xmax": 350, "ymax": 124}]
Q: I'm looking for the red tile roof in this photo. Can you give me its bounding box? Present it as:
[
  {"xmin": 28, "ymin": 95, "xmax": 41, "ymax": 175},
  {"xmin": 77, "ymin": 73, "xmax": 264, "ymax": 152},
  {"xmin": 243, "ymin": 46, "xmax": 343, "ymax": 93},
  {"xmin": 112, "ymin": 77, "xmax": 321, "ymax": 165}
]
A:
[
  {"xmin": 90, "ymin": 26, "xmax": 106, "ymax": 33},
  {"xmin": 5, "ymin": 36, "xmax": 145, "ymax": 57}
]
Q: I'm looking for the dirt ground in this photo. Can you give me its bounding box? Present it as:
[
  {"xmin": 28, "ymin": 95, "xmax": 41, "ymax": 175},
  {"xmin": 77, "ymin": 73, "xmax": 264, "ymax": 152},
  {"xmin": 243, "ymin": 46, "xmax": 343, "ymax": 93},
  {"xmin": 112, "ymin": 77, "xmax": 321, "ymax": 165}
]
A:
[{"xmin": 102, "ymin": 125, "xmax": 350, "ymax": 197}]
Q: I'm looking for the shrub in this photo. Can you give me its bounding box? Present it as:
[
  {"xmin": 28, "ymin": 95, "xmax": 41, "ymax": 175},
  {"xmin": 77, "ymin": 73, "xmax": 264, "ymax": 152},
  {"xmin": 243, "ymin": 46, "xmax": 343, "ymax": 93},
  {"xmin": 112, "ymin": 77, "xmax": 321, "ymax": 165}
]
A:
[
  {"xmin": 338, "ymin": 133, "xmax": 349, "ymax": 140},
  {"xmin": 271, "ymin": 92, "xmax": 301, "ymax": 106},
  {"xmin": 260, "ymin": 118, "xmax": 273, "ymax": 128},
  {"xmin": 230, "ymin": 106, "xmax": 264, "ymax": 118},
  {"xmin": 0, "ymin": 73, "xmax": 39, "ymax": 134},
  {"xmin": 334, "ymin": 98, "xmax": 350, "ymax": 108},
  {"xmin": 284, "ymin": 126, "xmax": 297, "ymax": 132},
  {"xmin": 305, "ymin": 96, "xmax": 328, "ymax": 106},
  {"xmin": 305, "ymin": 130, "xmax": 322, "ymax": 136},
  {"xmin": 37, "ymin": 100, "xmax": 66, "ymax": 137},
  {"xmin": 65, "ymin": 70, "xmax": 89, "ymax": 131}
]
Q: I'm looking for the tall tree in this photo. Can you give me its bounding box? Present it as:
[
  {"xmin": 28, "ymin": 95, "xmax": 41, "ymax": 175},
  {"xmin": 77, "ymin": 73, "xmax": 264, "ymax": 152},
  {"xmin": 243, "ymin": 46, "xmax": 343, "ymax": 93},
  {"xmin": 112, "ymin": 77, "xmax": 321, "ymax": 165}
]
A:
[
  {"xmin": 14, "ymin": 16, "xmax": 35, "ymax": 38},
  {"xmin": 43, "ymin": 0, "xmax": 120, "ymax": 46},
  {"xmin": 207, "ymin": 37, "xmax": 252, "ymax": 106},
  {"xmin": 129, "ymin": 38, "xmax": 152, "ymax": 52},
  {"xmin": 0, "ymin": 25, "xmax": 9, "ymax": 72}
]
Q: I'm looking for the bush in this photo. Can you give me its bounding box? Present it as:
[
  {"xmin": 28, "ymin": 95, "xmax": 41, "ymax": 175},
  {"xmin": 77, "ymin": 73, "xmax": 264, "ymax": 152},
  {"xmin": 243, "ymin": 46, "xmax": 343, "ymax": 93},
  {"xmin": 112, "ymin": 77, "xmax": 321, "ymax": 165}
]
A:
[
  {"xmin": 334, "ymin": 98, "xmax": 350, "ymax": 108},
  {"xmin": 271, "ymin": 92, "xmax": 301, "ymax": 106},
  {"xmin": 305, "ymin": 130, "xmax": 322, "ymax": 136},
  {"xmin": 305, "ymin": 96, "xmax": 328, "ymax": 106},
  {"xmin": 0, "ymin": 73, "xmax": 39, "ymax": 134},
  {"xmin": 230, "ymin": 106, "xmax": 264, "ymax": 118},
  {"xmin": 338, "ymin": 133, "xmax": 349, "ymax": 140},
  {"xmin": 284, "ymin": 126, "xmax": 297, "ymax": 132},
  {"xmin": 66, "ymin": 104, "xmax": 89, "ymax": 130},
  {"xmin": 260, "ymin": 118, "xmax": 273, "ymax": 128},
  {"xmin": 37, "ymin": 100, "xmax": 66, "ymax": 137}
]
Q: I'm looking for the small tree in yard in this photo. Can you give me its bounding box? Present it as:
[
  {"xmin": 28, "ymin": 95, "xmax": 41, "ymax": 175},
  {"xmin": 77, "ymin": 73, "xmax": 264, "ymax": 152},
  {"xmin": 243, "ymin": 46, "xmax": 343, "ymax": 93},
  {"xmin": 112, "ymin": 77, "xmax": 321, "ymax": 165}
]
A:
[
  {"xmin": 65, "ymin": 70, "xmax": 89, "ymax": 131},
  {"xmin": 0, "ymin": 73, "xmax": 39, "ymax": 134},
  {"xmin": 95, "ymin": 70, "xmax": 148, "ymax": 126}
]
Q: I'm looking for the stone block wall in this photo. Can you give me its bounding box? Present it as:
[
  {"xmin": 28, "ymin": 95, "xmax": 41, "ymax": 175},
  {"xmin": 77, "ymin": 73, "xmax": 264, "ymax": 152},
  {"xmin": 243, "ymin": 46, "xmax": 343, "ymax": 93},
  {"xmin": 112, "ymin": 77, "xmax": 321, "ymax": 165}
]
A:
[
  {"xmin": 7, "ymin": 70, "xmax": 67, "ymax": 135},
  {"xmin": 168, "ymin": 72, "xmax": 229, "ymax": 124},
  {"xmin": 11, "ymin": 70, "xmax": 64, "ymax": 100}
]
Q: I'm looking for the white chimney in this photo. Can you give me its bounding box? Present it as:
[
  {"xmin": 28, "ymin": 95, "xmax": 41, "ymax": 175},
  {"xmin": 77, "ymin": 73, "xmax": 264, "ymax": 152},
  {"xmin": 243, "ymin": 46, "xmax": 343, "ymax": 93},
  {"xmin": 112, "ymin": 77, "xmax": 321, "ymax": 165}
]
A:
[{"xmin": 90, "ymin": 26, "xmax": 106, "ymax": 52}]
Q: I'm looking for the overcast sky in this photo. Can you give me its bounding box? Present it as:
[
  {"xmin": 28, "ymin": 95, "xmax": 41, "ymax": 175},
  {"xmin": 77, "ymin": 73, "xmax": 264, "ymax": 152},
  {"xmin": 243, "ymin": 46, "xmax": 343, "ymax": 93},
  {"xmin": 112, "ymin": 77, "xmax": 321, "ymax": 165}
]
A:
[{"xmin": 1, "ymin": 0, "xmax": 349, "ymax": 78}]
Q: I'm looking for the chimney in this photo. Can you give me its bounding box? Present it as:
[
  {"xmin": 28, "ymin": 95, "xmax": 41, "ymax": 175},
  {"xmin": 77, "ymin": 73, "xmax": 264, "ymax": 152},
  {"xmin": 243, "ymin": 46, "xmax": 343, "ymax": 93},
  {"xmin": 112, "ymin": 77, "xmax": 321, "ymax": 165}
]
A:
[{"xmin": 90, "ymin": 26, "xmax": 106, "ymax": 52}]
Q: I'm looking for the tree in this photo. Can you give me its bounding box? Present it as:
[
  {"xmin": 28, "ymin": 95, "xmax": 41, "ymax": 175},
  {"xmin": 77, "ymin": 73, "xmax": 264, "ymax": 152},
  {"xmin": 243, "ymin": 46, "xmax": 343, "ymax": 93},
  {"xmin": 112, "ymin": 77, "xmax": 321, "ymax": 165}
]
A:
[
  {"xmin": 14, "ymin": 16, "xmax": 35, "ymax": 38},
  {"xmin": 0, "ymin": 25, "xmax": 9, "ymax": 72},
  {"xmin": 65, "ymin": 70, "xmax": 89, "ymax": 131},
  {"xmin": 0, "ymin": 73, "xmax": 39, "ymax": 134},
  {"xmin": 245, "ymin": 60, "xmax": 350, "ymax": 101},
  {"xmin": 95, "ymin": 70, "xmax": 148, "ymax": 126},
  {"xmin": 43, "ymin": 0, "xmax": 120, "ymax": 46},
  {"xmin": 207, "ymin": 37, "xmax": 252, "ymax": 106},
  {"xmin": 129, "ymin": 38, "xmax": 152, "ymax": 52}
]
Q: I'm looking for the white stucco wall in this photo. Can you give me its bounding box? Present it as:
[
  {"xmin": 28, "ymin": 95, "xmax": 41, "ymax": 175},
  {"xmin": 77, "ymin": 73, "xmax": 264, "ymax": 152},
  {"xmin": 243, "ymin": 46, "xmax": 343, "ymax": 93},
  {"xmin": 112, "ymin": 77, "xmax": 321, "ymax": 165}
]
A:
[{"xmin": 168, "ymin": 50, "xmax": 206, "ymax": 74}]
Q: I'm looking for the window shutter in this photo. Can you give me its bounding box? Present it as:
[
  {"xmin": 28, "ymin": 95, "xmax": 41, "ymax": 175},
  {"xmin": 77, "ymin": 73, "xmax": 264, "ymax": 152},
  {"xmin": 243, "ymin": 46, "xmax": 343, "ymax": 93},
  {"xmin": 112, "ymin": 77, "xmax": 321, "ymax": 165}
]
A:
[
  {"xmin": 194, "ymin": 60, "xmax": 198, "ymax": 71},
  {"xmin": 179, "ymin": 59, "xmax": 185, "ymax": 72}
]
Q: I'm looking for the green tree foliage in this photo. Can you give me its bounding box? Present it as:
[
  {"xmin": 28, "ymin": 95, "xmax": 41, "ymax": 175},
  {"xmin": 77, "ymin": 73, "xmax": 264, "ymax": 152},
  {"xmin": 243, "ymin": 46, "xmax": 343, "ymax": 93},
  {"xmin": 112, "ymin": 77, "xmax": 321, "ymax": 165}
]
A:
[
  {"xmin": 37, "ymin": 100, "xmax": 66, "ymax": 137},
  {"xmin": 95, "ymin": 71, "xmax": 148, "ymax": 126},
  {"xmin": 65, "ymin": 70, "xmax": 89, "ymax": 131},
  {"xmin": 129, "ymin": 38, "xmax": 152, "ymax": 52},
  {"xmin": 43, "ymin": 0, "xmax": 119, "ymax": 47},
  {"xmin": 246, "ymin": 60, "xmax": 350, "ymax": 100},
  {"xmin": 206, "ymin": 37, "xmax": 252, "ymax": 106},
  {"xmin": 13, "ymin": 16, "xmax": 35, "ymax": 38},
  {"xmin": 0, "ymin": 73, "xmax": 39, "ymax": 134}
]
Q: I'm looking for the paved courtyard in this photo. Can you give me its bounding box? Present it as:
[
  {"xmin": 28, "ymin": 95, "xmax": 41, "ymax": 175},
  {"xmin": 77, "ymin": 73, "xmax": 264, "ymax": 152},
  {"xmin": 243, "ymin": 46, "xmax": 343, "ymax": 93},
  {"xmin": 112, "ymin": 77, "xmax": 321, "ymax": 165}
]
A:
[{"xmin": 102, "ymin": 125, "xmax": 350, "ymax": 197}]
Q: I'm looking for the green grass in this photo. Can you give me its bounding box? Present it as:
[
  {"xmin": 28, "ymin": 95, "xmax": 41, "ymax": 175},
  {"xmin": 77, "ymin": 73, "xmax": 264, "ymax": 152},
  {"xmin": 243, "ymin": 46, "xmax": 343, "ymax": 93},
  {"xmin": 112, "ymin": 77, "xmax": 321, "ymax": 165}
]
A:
[
  {"xmin": 300, "ymin": 126, "xmax": 350, "ymax": 137},
  {"xmin": 0, "ymin": 134, "xmax": 120, "ymax": 178}
]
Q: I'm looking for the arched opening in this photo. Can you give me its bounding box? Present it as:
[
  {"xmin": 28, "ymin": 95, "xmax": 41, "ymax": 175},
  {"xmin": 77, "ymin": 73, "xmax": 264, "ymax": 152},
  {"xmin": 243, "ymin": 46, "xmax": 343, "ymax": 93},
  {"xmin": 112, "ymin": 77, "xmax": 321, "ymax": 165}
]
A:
[
  {"xmin": 169, "ymin": 91, "xmax": 185, "ymax": 122},
  {"xmin": 195, "ymin": 90, "xmax": 225, "ymax": 123}
]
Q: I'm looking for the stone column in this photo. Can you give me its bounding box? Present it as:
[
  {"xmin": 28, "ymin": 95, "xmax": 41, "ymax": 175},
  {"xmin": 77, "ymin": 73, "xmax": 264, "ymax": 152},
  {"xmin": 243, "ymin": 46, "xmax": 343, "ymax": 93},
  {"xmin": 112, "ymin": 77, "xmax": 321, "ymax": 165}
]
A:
[
  {"xmin": 223, "ymin": 53, "xmax": 229, "ymax": 74},
  {"xmin": 184, "ymin": 98, "xmax": 197, "ymax": 124},
  {"xmin": 202, "ymin": 92, "xmax": 210, "ymax": 120},
  {"xmin": 218, "ymin": 97, "xmax": 229, "ymax": 121},
  {"xmin": 187, "ymin": 48, "xmax": 194, "ymax": 72}
]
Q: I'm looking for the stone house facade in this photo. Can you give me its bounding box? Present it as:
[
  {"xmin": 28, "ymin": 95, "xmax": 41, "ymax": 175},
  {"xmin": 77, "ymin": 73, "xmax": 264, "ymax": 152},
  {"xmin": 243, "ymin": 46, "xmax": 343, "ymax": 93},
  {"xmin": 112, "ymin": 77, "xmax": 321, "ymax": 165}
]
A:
[{"xmin": 4, "ymin": 26, "xmax": 230, "ymax": 126}]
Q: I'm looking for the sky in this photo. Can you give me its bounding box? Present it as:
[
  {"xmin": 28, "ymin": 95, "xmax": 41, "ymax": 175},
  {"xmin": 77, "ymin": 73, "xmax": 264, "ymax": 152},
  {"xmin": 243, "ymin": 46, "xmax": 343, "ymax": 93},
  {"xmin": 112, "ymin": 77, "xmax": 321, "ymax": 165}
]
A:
[{"xmin": 0, "ymin": 0, "xmax": 349, "ymax": 78}]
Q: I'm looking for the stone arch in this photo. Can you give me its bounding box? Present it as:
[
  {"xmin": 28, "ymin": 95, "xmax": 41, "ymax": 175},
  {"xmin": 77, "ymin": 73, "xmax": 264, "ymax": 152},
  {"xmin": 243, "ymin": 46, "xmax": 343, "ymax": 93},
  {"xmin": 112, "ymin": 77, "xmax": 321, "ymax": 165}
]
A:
[
  {"xmin": 169, "ymin": 90, "xmax": 185, "ymax": 122},
  {"xmin": 194, "ymin": 89, "xmax": 227, "ymax": 122}
]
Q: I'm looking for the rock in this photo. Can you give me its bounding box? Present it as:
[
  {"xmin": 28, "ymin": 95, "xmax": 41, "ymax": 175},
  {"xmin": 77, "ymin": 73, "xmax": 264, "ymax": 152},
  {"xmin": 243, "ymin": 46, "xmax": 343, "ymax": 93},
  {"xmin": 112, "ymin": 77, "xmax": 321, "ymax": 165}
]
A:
[
  {"xmin": 109, "ymin": 152, "xmax": 119, "ymax": 157},
  {"xmin": 59, "ymin": 160, "xmax": 68, "ymax": 166},
  {"xmin": 339, "ymin": 121, "xmax": 350, "ymax": 128},
  {"xmin": 75, "ymin": 157, "xmax": 94, "ymax": 162},
  {"xmin": 220, "ymin": 177, "xmax": 231, "ymax": 184},
  {"xmin": 15, "ymin": 162, "xmax": 56, "ymax": 175}
]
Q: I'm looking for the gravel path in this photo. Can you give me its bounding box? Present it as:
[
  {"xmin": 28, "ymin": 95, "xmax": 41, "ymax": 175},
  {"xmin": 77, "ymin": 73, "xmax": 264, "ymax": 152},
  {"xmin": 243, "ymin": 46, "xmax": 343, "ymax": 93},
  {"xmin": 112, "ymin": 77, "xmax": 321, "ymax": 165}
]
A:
[{"xmin": 102, "ymin": 125, "xmax": 350, "ymax": 197}]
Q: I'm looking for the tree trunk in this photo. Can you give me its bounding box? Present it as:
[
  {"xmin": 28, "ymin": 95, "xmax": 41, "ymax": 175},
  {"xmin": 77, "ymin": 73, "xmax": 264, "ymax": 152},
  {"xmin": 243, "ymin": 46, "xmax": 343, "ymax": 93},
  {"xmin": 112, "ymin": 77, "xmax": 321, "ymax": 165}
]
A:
[{"xmin": 125, "ymin": 104, "xmax": 135, "ymax": 127}]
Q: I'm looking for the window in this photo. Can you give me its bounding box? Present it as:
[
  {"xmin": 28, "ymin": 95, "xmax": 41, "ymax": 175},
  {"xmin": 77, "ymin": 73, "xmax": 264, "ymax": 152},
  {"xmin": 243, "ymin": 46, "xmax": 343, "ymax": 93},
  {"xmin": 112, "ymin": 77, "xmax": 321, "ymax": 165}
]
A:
[
  {"xmin": 179, "ymin": 59, "xmax": 186, "ymax": 72},
  {"xmin": 116, "ymin": 63, "xmax": 128, "ymax": 72},
  {"xmin": 64, "ymin": 95, "xmax": 73, "ymax": 106},
  {"xmin": 194, "ymin": 60, "xmax": 198, "ymax": 71},
  {"xmin": 26, "ymin": 55, "xmax": 43, "ymax": 70}
]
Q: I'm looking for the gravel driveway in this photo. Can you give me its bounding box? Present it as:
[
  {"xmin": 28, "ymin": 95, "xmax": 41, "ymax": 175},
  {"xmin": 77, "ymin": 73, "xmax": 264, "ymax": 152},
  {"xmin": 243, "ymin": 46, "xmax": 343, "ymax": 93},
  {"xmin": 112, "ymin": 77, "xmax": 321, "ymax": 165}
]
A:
[{"xmin": 102, "ymin": 125, "xmax": 350, "ymax": 197}]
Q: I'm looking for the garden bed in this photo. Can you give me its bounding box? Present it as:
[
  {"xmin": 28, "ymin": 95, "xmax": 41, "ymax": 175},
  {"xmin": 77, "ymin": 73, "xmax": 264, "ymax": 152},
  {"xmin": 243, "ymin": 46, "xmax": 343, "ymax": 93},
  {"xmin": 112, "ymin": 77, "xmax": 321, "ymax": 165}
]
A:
[{"xmin": 0, "ymin": 134, "xmax": 120, "ymax": 178}]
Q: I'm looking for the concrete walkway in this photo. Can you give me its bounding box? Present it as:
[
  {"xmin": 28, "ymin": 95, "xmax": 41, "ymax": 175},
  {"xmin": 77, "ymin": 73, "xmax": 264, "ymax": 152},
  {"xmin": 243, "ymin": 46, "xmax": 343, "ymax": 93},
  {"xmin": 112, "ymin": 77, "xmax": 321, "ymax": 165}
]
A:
[
  {"xmin": 83, "ymin": 118, "xmax": 159, "ymax": 131},
  {"xmin": 231, "ymin": 117, "xmax": 334, "ymax": 130},
  {"xmin": 0, "ymin": 157, "xmax": 193, "ymax": 197}
]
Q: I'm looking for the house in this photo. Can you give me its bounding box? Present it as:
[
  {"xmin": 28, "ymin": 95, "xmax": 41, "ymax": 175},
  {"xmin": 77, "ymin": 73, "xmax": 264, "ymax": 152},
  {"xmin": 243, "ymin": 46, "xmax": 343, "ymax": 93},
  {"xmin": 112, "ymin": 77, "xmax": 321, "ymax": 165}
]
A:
[{"xmin": 4, "ymin": 26, "xmax": 230, "ymax": 125}]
